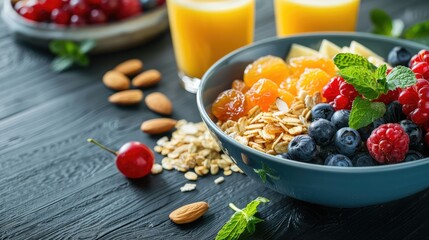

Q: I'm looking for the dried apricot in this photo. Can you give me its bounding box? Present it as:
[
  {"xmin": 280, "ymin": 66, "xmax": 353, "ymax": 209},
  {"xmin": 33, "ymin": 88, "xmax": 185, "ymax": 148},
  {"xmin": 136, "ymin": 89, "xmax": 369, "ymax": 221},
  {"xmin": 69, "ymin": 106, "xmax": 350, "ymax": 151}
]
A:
[
  {"xmin": 278, "ymin": 89, "xmax": 295, "ymax": 106},
  {"xmin": 297, "ymin": 68, "xmax": 331, "ymax": 96},
  {"xmin": 244, "ymin": 56, "xmax": 290, "ymax": 87},
  {"xmin": 245, "ymin": 78, "xmax": 279, "ymax": 111},
  {"xmin": 279, "ymin": 77, "xmax": 299, "ymax": 95},
  {"xmin": 212, "ymin": 89, "xmax": 247, "ymax": 121},
  {"xmin": 289, "ymin": 56, "xmax": 337, "ymax": 77},
  {"xmin": 232, "ymin": 80, "xmax": 249, "ymax": 93}
]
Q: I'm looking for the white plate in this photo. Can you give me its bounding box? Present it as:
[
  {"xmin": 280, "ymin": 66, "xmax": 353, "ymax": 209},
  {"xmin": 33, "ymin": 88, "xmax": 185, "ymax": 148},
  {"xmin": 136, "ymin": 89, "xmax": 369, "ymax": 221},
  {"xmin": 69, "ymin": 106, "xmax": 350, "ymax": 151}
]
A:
[{"xmin": 2, "ymin": 1, "xmax": 169, "ymax": 54}]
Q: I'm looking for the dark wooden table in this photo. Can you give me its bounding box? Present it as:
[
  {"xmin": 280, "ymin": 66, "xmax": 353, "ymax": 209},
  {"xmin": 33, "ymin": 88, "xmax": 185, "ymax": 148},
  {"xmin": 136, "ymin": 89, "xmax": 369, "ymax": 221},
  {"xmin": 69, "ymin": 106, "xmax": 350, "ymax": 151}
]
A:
[{"xmin": 1, "ymin": 0, "xmax": 429, "ymax": 239}]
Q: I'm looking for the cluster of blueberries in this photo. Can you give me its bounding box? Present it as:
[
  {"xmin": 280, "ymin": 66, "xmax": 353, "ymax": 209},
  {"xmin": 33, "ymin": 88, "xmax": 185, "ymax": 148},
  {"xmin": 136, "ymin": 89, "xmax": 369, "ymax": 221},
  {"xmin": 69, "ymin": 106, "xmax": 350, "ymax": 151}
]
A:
[{"xmin": 278, "ymin": 102, "xmax": 428, "ymax": 167}]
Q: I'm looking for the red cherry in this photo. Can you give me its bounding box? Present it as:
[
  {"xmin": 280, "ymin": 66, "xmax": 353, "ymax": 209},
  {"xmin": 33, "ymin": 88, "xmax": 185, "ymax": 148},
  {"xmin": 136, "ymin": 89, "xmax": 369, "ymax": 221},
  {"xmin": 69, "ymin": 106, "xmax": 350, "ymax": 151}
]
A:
[
  {"xmin": 101, "ymin": 0, "xmax": 120, "ymax": 16},
  {"xmin": 18, "ymin": 6, "xmax": 40, "ymax": 21},
  {"xmin": 70, "ymin": 0, "xmax": 91, "ymax": 17},
  {"xmin": 88, "ymin": 138, "xmax": 154, "ymax": 179},
  {"xmin": 51, "ymin": 8, "xmax": 71, "ymax": 25},
  {"xmin": 87, "ymin": 0, "xmax": 103, "ymax": 6},
  {"xmin": 89, "ymin": 9, "xmax": 108, "ymax": 24},
  {"xmin": 40, "ymin": 0, "xmax": 63, "ymax": 12},
  {"xmin": 117, "ymin": 0, "xmax": 142, "ymax": 20},
  {"xmin": 70, "ymin": 14, "xmax": 86, "ymax": 26}
]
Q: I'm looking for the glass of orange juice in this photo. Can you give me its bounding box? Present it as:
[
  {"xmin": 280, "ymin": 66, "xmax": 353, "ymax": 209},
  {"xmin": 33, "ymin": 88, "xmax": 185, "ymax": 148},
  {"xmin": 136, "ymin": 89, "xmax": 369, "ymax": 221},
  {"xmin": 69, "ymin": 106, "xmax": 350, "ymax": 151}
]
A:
[
  {"xmin": 167, "ymin": 0, "xmax": 255, "ymax": 93},
  {"xmin": 274, "ymin": 0, "xmax": 360, "ymax": 36}
]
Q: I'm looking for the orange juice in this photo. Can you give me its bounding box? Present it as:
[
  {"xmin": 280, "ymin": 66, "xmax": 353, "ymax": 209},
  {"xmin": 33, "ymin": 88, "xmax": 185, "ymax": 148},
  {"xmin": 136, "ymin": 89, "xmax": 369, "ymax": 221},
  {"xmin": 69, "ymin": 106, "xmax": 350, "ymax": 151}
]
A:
[
  {"xmin": 167, "ymin": 0, "xmax": 254, "ymax": 81},
  {"xmin": 274, "ymin": 0, "xmax": 360, "ymax": 36}
]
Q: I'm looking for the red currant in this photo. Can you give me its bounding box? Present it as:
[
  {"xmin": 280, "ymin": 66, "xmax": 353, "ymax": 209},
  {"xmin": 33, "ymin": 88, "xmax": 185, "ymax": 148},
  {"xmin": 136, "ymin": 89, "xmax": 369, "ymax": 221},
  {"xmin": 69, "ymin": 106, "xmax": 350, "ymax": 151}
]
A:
[
  {"xmin": 18, "ymin": 6, "xmax": 40, "ymax": 21},
  {"xmin": 412, "ymin": 62, "xmax": 429, "ymax": 80},
  {"xmin": 87, "ymin": 0, "xmax": 103, "ymax": 6},
  {"xmin": 70, "ymin": 14, "xmax": 86, "ymax": 26},
  {"xmin": 333, "ymin": 95, "xmax": 351, "ymax": 111},
  {"xmin": 375, "ymin": 88, "xmax": 401, "ymax": 104},
  {"xmin": 418, "ymin": 49, "xmax": 429, "ymax": 64},
  {"xmin": 40, "ymin": 0, "xmax": 63, "ymax": 12},
  {"xmin": 51, "ymin": 8, "xmax": 71, "ymax": 25},
  {"xmin": 322, "ymin": 76, "xmax": 343, "ymax": 102},
  {"xmin": 89, "ymin": 9, "xmax": 108, "ymax": 24},
  {"xmin": 88, "ymin": 138, "xmax": 154, "ymax": 179},
  {"xmin": 101, "ymin": 0, "xmax": 120, "ymax": 16},
  {"xmin": 117, "ymin": 0, "xmax": 142, "ymax": 20},
  {"xmin": 70, "ymin": 0, "xmax": 91, "ymax": 17},
  {"xmin": 339, "ymin": 81, "xmax": 358, "ymax": 99}
]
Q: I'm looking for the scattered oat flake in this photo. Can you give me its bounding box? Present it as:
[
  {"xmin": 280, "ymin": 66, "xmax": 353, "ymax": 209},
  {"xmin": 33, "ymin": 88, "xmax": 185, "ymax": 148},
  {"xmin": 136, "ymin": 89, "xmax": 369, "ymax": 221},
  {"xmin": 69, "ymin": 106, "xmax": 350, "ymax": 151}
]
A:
[
  {"xmin": 214, "ymin": 176, "xmax": 225, "ymax": 185},
  {"xmin": 180, "ymin": 183, "xmax": 197, "ymax": 192},
  {"xmin": 151, "ymin": 163, "xmax": 163, "ymax": 175}
]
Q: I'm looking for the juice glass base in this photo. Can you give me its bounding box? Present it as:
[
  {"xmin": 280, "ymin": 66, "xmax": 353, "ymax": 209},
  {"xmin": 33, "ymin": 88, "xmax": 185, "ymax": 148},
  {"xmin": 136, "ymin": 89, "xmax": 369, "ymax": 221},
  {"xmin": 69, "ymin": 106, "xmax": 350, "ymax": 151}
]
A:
[{"xmin": 178, "ymin": 71, "xmax": 201, "ymax": 94}]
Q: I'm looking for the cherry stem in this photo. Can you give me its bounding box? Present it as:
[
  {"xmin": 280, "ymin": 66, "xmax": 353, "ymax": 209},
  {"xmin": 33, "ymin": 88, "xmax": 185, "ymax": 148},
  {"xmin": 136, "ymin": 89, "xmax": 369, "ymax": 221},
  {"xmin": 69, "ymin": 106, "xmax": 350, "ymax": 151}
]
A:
[{"xmin": 87, "ymin": 138, "xmax": 117, "ymax": 156}]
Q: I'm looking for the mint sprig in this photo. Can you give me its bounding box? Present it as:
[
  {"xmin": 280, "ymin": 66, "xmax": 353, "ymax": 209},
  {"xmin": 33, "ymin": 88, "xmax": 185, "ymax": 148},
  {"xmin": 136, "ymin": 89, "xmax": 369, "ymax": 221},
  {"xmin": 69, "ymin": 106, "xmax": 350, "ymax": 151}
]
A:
[
  {"xmin": 215, "ymin": 197, "xmax": 269, "ymax": 240},
  {"xmin": 349, "ymin": 97, "xmax": 386, "ymax": 130},
  {"xmin": 49, "ymin": 40, "xmax": 96, "ymax": 72},
  {"xmin": 333, "ymin": 53, "xmax": 417, "ymax": 129},
  {"xmin": 371, "ymin": 8, "xmax": 429, "ymax": 44}
]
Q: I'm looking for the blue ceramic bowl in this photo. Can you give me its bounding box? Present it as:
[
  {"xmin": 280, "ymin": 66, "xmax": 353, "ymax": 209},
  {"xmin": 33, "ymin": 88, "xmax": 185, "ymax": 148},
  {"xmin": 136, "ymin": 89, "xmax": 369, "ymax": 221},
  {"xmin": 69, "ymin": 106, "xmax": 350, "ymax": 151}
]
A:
[{"xmin": 197, "ymin": 33, "xmax": 429, "ymax": 208}]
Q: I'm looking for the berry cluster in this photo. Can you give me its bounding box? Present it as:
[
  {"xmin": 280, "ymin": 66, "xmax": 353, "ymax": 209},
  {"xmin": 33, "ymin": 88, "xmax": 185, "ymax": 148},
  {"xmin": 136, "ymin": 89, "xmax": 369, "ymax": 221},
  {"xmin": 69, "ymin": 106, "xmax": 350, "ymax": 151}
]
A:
[
  {"xmin": 14, "ymin": 0, "xmax": 165, "ymax": 26},
  {"xmin": 409, "ymin": 50, "xmax": 429, "ymax": 80},
  {"xmin": 322, "ymin": 76, "xmax": 358, "ymax": 111}
]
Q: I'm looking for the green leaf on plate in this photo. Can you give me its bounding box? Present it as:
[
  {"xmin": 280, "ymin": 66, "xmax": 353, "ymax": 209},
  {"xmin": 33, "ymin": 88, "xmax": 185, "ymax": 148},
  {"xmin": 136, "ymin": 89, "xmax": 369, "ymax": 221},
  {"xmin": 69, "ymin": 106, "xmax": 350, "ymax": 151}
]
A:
[
  {"xmin": 339, "ymin": 66, "xmax": 386, "ymax": 100},
  {"xmin": 386, "ymin": 65, "xmax": 417, "ymax": 90},
  {"xmin": 334, "ymin": 53, "xmax": 377, "ymax": 71},
  {"xmin": 349, "ymin": 96, "xmax": 386, "ymax": 130}
]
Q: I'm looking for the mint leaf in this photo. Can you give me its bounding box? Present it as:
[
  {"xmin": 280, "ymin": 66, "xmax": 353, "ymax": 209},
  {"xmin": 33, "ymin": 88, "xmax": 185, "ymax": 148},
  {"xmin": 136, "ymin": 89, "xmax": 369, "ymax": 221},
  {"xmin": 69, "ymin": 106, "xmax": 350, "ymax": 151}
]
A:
[
  {"xmin": 370, "ymin": 9, "xmax": 393, "ymax": 36},
  {"xmin": 339, "ymin": 66, "xmax": 386, "ymax": 100},
  {"xmin": 334, "ymin": 53, "xmax": 377, "ymax": 71},
  {"xmin": 216, "ymin": 197, "xmax": 269, "ymax": 240},
  {"xmin": 386, "ymin": 66, "xmax": 417, "ymax": 90},
  {"xmin": 374, "ymin": 64, "xmax": 387, "ymax": 80},
  {"xmin": 349, "ymin": 97, "xmax": 386, "ymax": 130},
  {"xmin": 403, "ymin": 20, "xmax": 429, "ymax": 44},
  {"xmin": 49, "ymin": 40, "xmax": 96, "ymax": 72}
]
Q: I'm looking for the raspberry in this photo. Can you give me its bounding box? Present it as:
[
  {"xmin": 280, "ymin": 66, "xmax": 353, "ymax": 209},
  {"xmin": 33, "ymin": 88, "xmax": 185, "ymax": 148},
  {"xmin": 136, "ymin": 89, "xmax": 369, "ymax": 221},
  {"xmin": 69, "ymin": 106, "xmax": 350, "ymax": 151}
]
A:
[
  {"xmin": 398, "ymin": 79, "xmax": 429, "ymax": 124},
  {"xmin": 366, "ymin": 123, "xmax": 410, "ymax": 164},
  {"xmin": 322, "ymin": 76, "xmax": 343, "ymax": 102},
  {"xmin": 375, "ymin": 88, "xmax": 401, "ymax": 104},
  {"xmin": 323, "ymin": 76, "xmax": 357, "ymax": 111}
]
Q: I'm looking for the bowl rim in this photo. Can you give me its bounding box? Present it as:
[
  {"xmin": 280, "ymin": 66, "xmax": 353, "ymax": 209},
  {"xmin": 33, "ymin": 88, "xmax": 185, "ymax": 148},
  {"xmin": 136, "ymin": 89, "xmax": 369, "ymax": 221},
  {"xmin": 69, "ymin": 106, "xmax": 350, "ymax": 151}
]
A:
[{"xmin": 197, "ymin": 32, "xmax": 429, "ymax": 174}]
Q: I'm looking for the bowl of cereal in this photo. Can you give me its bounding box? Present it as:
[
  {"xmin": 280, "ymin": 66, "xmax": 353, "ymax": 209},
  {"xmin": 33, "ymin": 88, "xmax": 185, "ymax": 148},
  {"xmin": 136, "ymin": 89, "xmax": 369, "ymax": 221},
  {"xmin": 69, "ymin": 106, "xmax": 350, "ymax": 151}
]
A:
[{"xmin": 196, "ymin": 32, "xmax": 429, "ymax": 208}]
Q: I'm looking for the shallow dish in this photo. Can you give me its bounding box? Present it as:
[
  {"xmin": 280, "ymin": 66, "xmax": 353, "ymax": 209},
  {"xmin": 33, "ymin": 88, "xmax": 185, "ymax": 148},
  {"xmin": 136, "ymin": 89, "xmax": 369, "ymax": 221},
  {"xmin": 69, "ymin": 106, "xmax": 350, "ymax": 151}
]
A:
[
  {"xmin": 197, "ymin": 32, "xmax": 429, "ymax": 208},
  {"xmin": 1, "ymin": 1, "xmax": 168, "ymax": 54}
]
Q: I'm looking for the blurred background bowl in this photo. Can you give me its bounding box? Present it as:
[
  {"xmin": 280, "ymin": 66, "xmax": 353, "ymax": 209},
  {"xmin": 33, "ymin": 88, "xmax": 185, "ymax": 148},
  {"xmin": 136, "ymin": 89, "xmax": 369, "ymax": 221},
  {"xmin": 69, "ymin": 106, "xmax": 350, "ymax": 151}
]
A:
[
  {"xmin": 197, "ymin": 32, "xmax": 429, "ymax": 208},
  {"xmin": 1, "ymin": 0, "xmax": 168, "ymax": 54}
]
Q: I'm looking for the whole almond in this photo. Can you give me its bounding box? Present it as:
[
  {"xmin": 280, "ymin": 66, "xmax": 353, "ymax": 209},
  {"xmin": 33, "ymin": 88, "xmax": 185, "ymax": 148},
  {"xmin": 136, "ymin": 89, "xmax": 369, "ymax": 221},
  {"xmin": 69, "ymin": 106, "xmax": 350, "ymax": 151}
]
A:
[
  {"xmin": 141, "ymin": 118, "xmax": 177, "ymax": 134},
  {"xmin": 169, "ymin": 202, "xmax": 209, "ymax": 224},
  {"xmin": 132, "ymin": 69, "xmax": 162, "ymax": 88},
  {"xmin": 145, "ymin": 92, "xmax": 172, "ymax": 115},
  {"xmin": 114, "ymin": 59, "xmax": 143, "ymax": 76},
  {"xmin": 102, "ymin": 70, "xmax": 130, "ymax": 91},
  {"xmin": 108, "ymin": 90, "xmax": 143, "ymax": 105}
]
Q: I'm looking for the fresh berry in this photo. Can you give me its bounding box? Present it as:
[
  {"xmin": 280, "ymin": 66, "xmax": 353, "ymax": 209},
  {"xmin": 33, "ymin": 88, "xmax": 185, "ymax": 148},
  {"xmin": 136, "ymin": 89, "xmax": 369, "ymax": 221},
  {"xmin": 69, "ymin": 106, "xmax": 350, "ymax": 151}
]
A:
[
  {"xmin": 117, "ymin": 0, "xmax": 142, "ymax": 20},
  {"xmin": 339, "ymin": 81, "xmax": 359, "ymax": 99},
  {"xmin": 412, "ymin": 62, "xmax": 429, "ymax": 79},
  {"xmin": 40, "ymin": 0, "xmax": 64, "ymax": 12},
  {"xmin": 425, "ymin": 132, "xmax": 429, "ymax": 147},
  {"xmin": 88, "ymin": 138, "xmax": 154, "ymax": 179},
  {"xmin": 387, "ymin": 46, "xmax": 412, "ymax": 67},
  {"xmin": 308, "ymin": 119, "xmax": 336, "ymax": 146},
  {"xmin": 70, "ymin": 0, "xmax": 91, "ymax": 17},
  {"xmin": 333, "ymin": 95, "xmax": 352, "ymax": 111},
  {"xmin": 277, "ymin": 152, "xmax": 293, "ymax": 160},
  {"xmin": 358, "ymin": 124, "xmax": 375, "ymax": 141},
  {"xmin": 318, "ymin": 145, "xmax": 337, "ymax": 161},
  {"xmin": 410, "ymin": 50, "xmax": 429, "ymax": 68},
  {"xmin": 89, "ymin": 9, "xmax": 108, "ymax": 24},
  {"xmin": 18, "ymin": 6, "xmax": 41, "ymax": 21},
  {"xmin": 325, "ymin": 154, "xmax": 353, "ymax": 167},
  {"xmin": 288, "ymin": 135, "xmax": 317, "ymax": 162},
  {"xmin": 383, "ymin": 101, "xmax": 405, "ymax": 123},
  {"xmin": 404, "ymin": 150, "xmax": 425, "ymax": 162},
  {"xmin": 331, "ymin": 110, "xmax": 350, "ymax": 129},
  {"xmin": 352, "ymin": 153, "xmax": 375, "ymax": 167},
  {"xmin": 322, "ymin": 76, "xmax": 343, "ymax": 102},
  {"xmin": 366, "ymin": 123, "xmax": 410, "ymax": 164},
  {"xmin": 400, "ymin": 120, "xmax": 423, "ymax": 146},
  {"xmin": 51, "ymin": 8, "xmax": 71, "ymax": 25},
  {"xmin": 375, "ymin": 88, "xmax": 401, "ymax": 104},
  {"xmin": 334, "ymin": 127, "xmax": 361, "ymax": 156},
  {"xmin": 311, "ymin": 103, "xmax": 335, "ymax": 121},
  {"xmin": 70, "ymin": 14, "xmax": 86, "ymax": 26},
  {"xmin": 101, "ymin": 0, "xmax": 120, "ymax": 16},
  {"xmin": 398, "ymin": 79, "xmax": 429, "ymax": 124}
]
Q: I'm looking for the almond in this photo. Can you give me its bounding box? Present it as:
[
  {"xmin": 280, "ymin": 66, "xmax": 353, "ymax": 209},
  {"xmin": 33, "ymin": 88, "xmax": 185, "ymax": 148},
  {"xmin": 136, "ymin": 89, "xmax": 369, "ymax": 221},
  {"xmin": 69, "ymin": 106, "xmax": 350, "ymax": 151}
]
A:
[
  {"xmin": 169, "ymin": 202, "xmax": 209, "ymax": 224},
  {"xmin": 108, "ymin": 90, "xmax": 143, "ymax": 105},
  {"xmin": 102, "ymin": 70, "xmax": 130, "ymax": 91},
  {"xmin": 132, "ymin": 69, "xmax": 162, "ymax": 88},
  {"xmin": 114, "ymin": 59, "xmax": 143, "ymax": 76},
  {"xmin": 141, "ymin": 118, "xmax": 177, "ymax": 134},
  {"xmin": 145, "ymin": 92, "xmax": 173, "ymax": 115}
]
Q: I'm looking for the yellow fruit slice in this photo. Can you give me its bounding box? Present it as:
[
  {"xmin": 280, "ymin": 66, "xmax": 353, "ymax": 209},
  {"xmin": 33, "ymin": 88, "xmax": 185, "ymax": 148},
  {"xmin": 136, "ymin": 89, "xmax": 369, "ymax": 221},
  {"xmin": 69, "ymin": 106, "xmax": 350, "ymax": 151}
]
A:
[
  {"xmin": 349, "ymin": 41, "xmax": 384, "ymax": 60},
  {"xmin": 318, "ymin": 39, "xmax": 342, "ymax": 59},
  {"xmin": 286, "ymin": 44, "xmax": 319, "ymax": 61}
]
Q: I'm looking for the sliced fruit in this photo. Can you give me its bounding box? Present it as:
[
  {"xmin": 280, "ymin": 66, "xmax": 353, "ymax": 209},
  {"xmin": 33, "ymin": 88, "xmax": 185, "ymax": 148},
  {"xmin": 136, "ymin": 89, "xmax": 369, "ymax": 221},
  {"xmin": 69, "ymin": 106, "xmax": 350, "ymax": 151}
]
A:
[
  {"xmin": 289, "ymin": 56, "xmax": 337, "ymax": 77},
  {"xmin": 244, "ymin": 55, "xmax": 290, "ymax": 87},
  {"xmin": 349, "ymin": 41, "xmax": 384, "ymax": 60},
  {"xmin": 368, "ymin": 56, "xmax": 391, "ymax": 68},
  {"xmin": 279, "ymin": 76, "xmax": 299, "ymax": 95},
  {"xmin": 297, "ymin": 68, "xmax": 331, "ymax": 96},
  {"xmin": 318, "ymin": 39, "xmax": 342, "ymax": 59},
  {"xmin": 286, "ymin": 44, "xmax": 319, "ymax": 61}
]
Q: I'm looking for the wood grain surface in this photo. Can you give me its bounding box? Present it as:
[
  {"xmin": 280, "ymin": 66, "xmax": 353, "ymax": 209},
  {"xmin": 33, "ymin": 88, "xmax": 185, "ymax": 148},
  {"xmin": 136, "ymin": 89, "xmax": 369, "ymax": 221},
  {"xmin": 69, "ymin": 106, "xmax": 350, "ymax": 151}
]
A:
[{"xmin": 1, "ymin": 0, "xmax": 429, "ymax": 239}]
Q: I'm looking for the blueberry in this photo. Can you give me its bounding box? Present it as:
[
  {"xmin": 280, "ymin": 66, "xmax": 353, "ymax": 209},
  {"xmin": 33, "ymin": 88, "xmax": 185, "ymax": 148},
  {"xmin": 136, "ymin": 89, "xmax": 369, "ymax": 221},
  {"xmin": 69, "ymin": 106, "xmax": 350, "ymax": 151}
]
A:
[
  {"xmin": 334, "ymin": 127, "xmax": 361, "ymax": 156},
  {"xmin": 400, "ymin": 120, "xmax": 423, "ymax": 146},
  {"xmin": 288, "ymin": 135, "xmax": 317, "ymax": 162},
  {"xmin": 373, "ymin": 118, "xmax": 385, "ymax": 128},
  {"xmin": 140, "ymin": 0, "xmax": 158, "ymax": 10},
  {"xmin": 331, "ymin": 110, "xmax": 350, "ymax": 129},
  {"xmin": 311, "ymin": 103, "xmax": 335, "ymax": 121},
  {"xmin": 387, "ymin": 46, "xmax": 412, "ymax": 67},
  {"xmin": 318, "ymin": 145, "xmax": 337, "ymax": 160},
  {"xmin": 308, "ymin": 119, "xmax": 336, "ymax": 146},
  {"xmin": 383, "ymin": 101, "xmax": 405, "ymax": 123},
  {"xmin": 325, "ymin": 154, "xmax": 353, "ymax": 167},
  {"xmin": 358, "ymin": 124, "xmax": 374, "ymax": 141},
  {"xmin": 352, "ymin": 153, "xmax": 375, "ymax": 167},
  {"xmin": 404, "ymin": 150, "xmax": 425, "ymax": 162}
]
